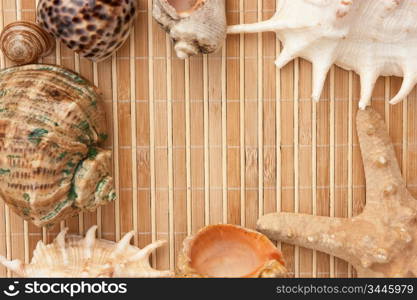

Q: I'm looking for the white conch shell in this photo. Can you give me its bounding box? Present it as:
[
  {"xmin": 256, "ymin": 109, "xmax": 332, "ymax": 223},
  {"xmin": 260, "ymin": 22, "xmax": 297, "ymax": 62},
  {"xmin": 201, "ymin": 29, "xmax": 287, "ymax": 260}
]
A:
[
  {"xmin": 0, "ymin": 226, "xmax": 173, "ymax": 278},
  {"xmin": 153, "ymin": 0, "xmax": 226, "ymax": 59},
  {"xmin": 228, "ymin": 0, "xmax": 417, "ymax": 109}
]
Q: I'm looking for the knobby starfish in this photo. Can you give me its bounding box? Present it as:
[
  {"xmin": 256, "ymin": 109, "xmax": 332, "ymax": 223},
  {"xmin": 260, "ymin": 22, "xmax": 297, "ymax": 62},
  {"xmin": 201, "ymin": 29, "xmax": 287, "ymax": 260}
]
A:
[{"xmin": 257, "ymin": 108, "xmax": 417, "ymax": 277}]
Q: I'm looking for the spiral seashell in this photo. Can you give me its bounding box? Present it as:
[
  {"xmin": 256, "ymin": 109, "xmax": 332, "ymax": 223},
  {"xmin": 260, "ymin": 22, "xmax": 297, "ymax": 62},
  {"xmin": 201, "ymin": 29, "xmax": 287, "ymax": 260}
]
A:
[
  {"xmin": 177, "ymin": 224, "xmax": 287, "ymax": 278},
  {"xmin": 0, "ymin": 21, "xmax": 54, "ymax": 64}
]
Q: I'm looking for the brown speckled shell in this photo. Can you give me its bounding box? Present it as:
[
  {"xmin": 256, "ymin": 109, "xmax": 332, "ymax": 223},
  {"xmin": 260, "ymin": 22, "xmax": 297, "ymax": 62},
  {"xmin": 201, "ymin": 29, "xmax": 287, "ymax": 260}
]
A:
[
  {"xmin": 0, "ymin": 64, "xmax": 114, "ymax": 227},
  {"xmin": 37, "ymin": 0, "xmax": 137, "ymax": 62}
]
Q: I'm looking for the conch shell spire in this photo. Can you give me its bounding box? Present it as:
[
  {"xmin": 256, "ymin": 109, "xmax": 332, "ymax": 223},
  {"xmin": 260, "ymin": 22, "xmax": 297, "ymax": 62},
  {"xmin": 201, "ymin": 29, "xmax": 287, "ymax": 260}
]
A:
[
  {"xmin": 0, "ymin": 226, "xmax": 173, "ymax": 278},
  {"xmin": 228, "ymin": 0, "xmax": 417, "ymax": 109}
]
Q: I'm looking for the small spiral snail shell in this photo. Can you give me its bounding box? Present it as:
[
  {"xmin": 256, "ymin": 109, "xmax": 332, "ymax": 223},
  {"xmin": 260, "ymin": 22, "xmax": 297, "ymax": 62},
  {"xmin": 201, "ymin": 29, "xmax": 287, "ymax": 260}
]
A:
[{"xmin": 0, "ymin": 21, "xmax": 55, "ymax": 64}]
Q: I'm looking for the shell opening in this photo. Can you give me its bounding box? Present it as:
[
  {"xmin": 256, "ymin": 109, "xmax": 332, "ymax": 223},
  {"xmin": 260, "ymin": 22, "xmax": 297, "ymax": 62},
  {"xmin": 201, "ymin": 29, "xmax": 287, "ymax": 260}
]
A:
[
  {"xmin": 167, "ymin": 0, "xmax": 202, "ymax": 14},
  {"xmin": 186, "ymin": 225, "xmax": 284, "ymax": 277}
]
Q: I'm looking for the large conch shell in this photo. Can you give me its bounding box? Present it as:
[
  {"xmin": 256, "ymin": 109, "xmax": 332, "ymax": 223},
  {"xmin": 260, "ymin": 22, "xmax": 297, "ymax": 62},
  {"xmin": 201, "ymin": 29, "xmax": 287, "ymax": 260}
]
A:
[
  {"xmin": 177, "ymin": 224, "xmax": 287, "ymax": 278},
  {"xmin": 153, "ymin": 0, "xmax": 226, "ymax": 59},
  {"xmin": 228, "ymin": 0, "xmax": 417, "ymax": 109},
  {"xmin": 0, "ymin": 64, "xmax": 114, "ymax": 227},
  {"xmin": 0, "ymin": 226, "xmax": 173, "ymax": 277}
]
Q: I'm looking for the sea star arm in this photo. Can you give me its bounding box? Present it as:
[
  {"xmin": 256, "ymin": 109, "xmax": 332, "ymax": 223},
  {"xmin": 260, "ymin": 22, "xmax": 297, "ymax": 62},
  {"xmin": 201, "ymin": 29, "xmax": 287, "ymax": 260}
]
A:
[
  {"xmin": 356, "ymin": 108, "xmax": 408, "ymax": 208},
  {"xmin": 257, "ymin": 213, "xmax": 356, "ymax": 262}
]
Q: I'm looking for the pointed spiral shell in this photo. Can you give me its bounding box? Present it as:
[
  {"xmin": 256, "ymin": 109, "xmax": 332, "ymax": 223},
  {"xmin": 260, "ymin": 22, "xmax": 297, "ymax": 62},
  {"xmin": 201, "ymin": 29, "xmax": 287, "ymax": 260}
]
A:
[{"xmin": 0, "ymin": 21, "xmax": 54, "ymax": 64}]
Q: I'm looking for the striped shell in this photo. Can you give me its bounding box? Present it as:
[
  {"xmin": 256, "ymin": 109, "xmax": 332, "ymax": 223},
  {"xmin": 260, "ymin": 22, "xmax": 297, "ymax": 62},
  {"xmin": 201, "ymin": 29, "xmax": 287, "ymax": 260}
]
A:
[
  {"xmin": 0, "ymin": 21, "xmax": 55, "ymax": 65},
  {"xmin": 153, "ymin": 0, "xmax": 226, "ymax": 58},
  {"xmin": 0, "ymin": 226, "xmax": 173, "ymax": 277},
  {"xmin": 228, "ymin": 0, "xmax": 417, "ymax": 109},
  {"xmin": 0, "ymin": 64, "xmax": 114, "ymax": 227},
  {"xmin": 177, "ymin": 224, "xmax": 287, "ymax": 278}
]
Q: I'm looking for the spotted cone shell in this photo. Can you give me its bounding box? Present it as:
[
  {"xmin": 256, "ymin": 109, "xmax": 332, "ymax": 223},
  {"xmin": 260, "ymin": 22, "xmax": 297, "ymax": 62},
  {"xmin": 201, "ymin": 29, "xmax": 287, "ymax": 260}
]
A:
[
  {"xmin": 0, "ymin": 64, "xmax": 114, "ymax": 227},
  {"xmin": 37, "ymin": 0, "xmax": 137, "ymax": 62}
]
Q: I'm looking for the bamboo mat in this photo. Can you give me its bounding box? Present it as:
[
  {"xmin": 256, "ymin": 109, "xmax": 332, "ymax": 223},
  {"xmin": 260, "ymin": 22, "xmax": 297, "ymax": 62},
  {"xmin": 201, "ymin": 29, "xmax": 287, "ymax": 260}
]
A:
[{"xmin": 0, "ymin": 0, "xmax": 416, "ymax": 278}]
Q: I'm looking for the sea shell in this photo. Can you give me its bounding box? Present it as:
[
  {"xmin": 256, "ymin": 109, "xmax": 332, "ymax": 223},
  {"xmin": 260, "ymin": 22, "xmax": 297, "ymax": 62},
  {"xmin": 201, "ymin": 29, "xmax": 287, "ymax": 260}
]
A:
[
  {"xmin": 228, "ymin": 0, "xmax": 417, "ymax": 109},
  {"xmin": 153, "ymin": 0, "xmax": 226, "ymax": 59},
  {"xmin": 0, "ymin": 64, "xmax": 114, "ymax": 227},
  {"xmin": 0, "ymin": 226, "xmax": 173, "ymax": 277},
  {"xmin": 37, "ymin": 0, "xmax": 137, "ymax": 62},
  {"xmin": 177, "ymin": 224, "xmax": 287, "ymax": 278},
  {"xmin": 0, "ymin": 21, "xmax": 55, "ymax": 65}
]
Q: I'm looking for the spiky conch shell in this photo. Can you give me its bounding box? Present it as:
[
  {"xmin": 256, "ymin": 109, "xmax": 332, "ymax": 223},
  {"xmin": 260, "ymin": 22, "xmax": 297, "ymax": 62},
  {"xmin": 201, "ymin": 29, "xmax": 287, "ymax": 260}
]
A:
[
  {"xmin": 153, "ymin": 0, "xmax": 226, "ymax": 59},
  {"xmin": 228, "ymin": 0, "xmax": 417, "ymax": 109},
  {"xmin": 177, "ymin": 224, "xmax": 287, "ymax": 278},
  {"xmin": 0, "ymin": 226, "xmax": 173, "ymax": 277},
  {"xmin": 0, "ymin": 64, "xmax": 114, "ymax": 227}
]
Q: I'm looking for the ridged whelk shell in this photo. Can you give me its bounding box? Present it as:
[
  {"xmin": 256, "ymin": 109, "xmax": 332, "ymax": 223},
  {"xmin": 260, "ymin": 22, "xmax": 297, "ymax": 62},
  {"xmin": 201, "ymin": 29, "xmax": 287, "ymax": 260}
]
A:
[
  {"xmin": 0, "ymin": 64, "xmax": 114, "ymax": 227},
  {"xmin": 153, "ymin": 0, "xmax": 226, "ymax": 59},
  {"xmin": 0, "ymin": 21, "xmax": 55, "ymax": 65},
  {"xmin": 228, "ymin": 0, "xmax": 417, "ymax": 109},
  {"xmin": 177, "ymin": 224, "xmax": 287, "ymax": 278},
  {"xmin": 0, "ymin": 226, "xmax": 174, "ymax": 277},
  {"xmin": 37, "ymin": 0, "xmax": 137, "ymax": 62}
]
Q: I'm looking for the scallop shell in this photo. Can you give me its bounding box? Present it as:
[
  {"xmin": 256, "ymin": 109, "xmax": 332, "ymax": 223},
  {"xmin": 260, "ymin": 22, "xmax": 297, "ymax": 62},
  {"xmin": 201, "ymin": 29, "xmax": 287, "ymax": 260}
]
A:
[
  {"xmin": 228, "ymin": 0, "xmax": 417, "ymax": 109},
  {"xmin": 153, "ymin": 0, "xmax": 226, "ymax": 59},
  {"xmin": 0, "ymin": 226, "xmax": 173, "ymax": 277},
  {"xmin": 0, "ymin": 21, "xmax": 55, "ymax": 65},
  {"xmin": 177, "ymin": 224, "xmax": 287, "ymax": 278},
  {"xmin": 0, "ymin": 64, "xmax": 114, "ymax": 227},
  {"xmin": 37, "ymin": 0, "xmax": 137, "ymax": 62}
]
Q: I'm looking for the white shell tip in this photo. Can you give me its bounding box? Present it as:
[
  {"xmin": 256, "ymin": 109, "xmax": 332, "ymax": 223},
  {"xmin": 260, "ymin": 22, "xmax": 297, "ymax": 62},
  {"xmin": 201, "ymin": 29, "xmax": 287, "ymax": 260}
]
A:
[
  {"xmin": 311, "ymin": 94, "xmax": 321, "ymax": 102},
  {"xmin": 358, "ymin": 101, "xmax": 370, "ymax": 110},
  {"xmin": 86, "ymin": 225, "xmax": 98, "ymax": 236},
  {"xmin": 175, "ymin": 41, "xmax": 198, "ymax": 59}
]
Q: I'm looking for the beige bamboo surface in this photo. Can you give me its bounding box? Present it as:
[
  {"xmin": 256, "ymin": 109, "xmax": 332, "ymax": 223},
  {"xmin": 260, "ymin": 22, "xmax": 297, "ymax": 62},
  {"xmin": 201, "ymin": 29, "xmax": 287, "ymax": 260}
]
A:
[{"xmin": 0, "ymin": 0, "xmax": 416, "ymax": 278}]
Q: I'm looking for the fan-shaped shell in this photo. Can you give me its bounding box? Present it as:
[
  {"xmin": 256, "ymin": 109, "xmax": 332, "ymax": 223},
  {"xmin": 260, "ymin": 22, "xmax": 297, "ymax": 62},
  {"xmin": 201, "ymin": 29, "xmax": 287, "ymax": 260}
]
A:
[
  {"xmin": 37, "ymin": 0, "xmax": 137, "ymax": 62},
  {"xmin": 0, "ymin": 226, "xmax": 173, "ymax": 277},
  {"xmin": 177, "ymin": 224, "xmax": 287, "ymax": 278},
  {"xmin": 228, "ymin": 0, "xmax": 417, "ymax": 109},
  {"xmin": 0, "ymin": 64, "xmax": 114, "ymax": 227},
  {"xmin": 153, "ymin": 0, "xmax": 226, "ymax": 59},
  {"xmin": 0, "ymin": 21, "xmax": 55, "ymax": 65}
]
